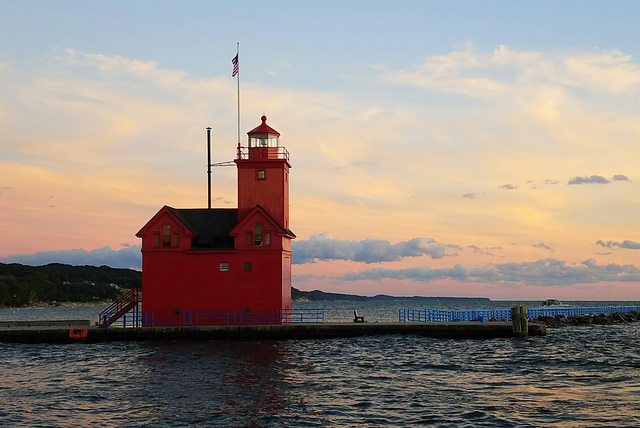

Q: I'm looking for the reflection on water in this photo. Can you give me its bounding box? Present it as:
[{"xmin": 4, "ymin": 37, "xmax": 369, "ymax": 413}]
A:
[
  {"xmin": 133, "ymin": 341, "xmax": 297, "ymax": 426},
  {"xmin": 1, "ymin": 301, "xmax": 640, "ymax": 426}
]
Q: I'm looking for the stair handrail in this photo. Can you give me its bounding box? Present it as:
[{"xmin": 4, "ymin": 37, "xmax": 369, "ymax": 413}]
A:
[{"xmin": 99, "ymin": 288, "xmax": 141, "ymax": 326}]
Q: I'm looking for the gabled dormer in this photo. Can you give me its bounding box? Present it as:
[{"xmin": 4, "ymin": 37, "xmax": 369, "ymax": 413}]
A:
[
  {"xmin": 230, "ymin": 205, "xmax": 295, "ymax": 251},
  {"xmin": 136, "ymin": 206, "xmax": 195, "ymax": 252}
]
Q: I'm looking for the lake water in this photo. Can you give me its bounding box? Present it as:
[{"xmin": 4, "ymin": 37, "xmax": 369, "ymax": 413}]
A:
[{"xmin": 1, "ymin": 300, "xmax": 639, "ymax": 427}]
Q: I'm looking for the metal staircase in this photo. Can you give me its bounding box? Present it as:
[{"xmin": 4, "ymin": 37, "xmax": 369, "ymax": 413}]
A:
[{"xmin": 99, "ymin": 288, "xmax": 141, "ymax": 328}]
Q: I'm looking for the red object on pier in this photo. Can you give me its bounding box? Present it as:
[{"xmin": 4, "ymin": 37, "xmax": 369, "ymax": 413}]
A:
[
  {"xmin": 135, "ymin": 116, "xmax": 295, "ymax": 325},
  {"xmin": 69, "ymin": 328, "xmax": 88, "ymax": 339}
]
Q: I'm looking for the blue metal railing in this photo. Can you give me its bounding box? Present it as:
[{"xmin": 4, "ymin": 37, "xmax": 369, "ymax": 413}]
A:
[
  {"xmin": 399, "ymin": 306, "xmax": 640, "ymax": 323},
  {"xmin": 100, "ymin": 307, "xmax": 324, "ymax": 328}
]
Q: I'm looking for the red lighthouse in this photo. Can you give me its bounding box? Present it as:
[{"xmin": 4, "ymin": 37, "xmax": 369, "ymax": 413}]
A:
[{"xmin": 134, "ymin": 116, "xmax": 295, "ymax": 325}]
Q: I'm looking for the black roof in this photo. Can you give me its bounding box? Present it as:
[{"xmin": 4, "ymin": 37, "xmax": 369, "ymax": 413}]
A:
[{"xmin": 168, "ymin": 208, "xmax": 238, "ymax": 250}]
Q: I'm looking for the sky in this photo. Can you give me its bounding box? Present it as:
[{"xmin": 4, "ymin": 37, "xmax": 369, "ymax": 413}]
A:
[{"xmin": 1, "ymin": 1, "xmax": 639, "ymax": 300}]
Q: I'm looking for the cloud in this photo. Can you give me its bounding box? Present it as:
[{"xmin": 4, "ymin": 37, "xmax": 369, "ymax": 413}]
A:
[
  {"xmin": 596, "ymin": 240, "xmax": 640, "ymax": 250},
  {"xmin": 62, "ymin": 49, "xmax": 190, "ymax": 89},
  {"xmin": 462, "ymin": 193, "xmax": 476, "ymax": 199},
  {"xmin": 291, "ymin": 233, "xmax": 446, "ymax": 264},
  {"xmin": 568, "ymin": 175, "xmax": 610, "ymax": 185},
  {"xmin": 533, "ymin": 242, "xmax": 553, "ymax": 251},
  {"xmin": 336, "ymin": 258, "xmax": 640, "ymax": 286},
  {"xmin": 467, "ymin": 245, "xmax": 502, "ymax": 255},
  {"xmin": 567, "ymin": 174, "xmax": 631, "ymax": 185},
  {"xmin": 562, "ymin": 50, "xmax": 640, "ymax": 93},
  {"xmin": 0, "ymin": 246, "xmax": 142, "ymax": 269},
  {"xmin": 499, "ymin": 184, "xmax": 518, "ymax": 190},
  {"xmin": 381, "ymin": 45, "xmax": 640, "ymax": 98},
  {"xmin": 612, "ymin": 174, "xmax": 630, "ymax": 182}
]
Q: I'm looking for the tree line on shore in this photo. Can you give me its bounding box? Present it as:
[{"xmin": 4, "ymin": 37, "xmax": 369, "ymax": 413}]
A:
[{"xmin": 0, "ymin": 262, "xmax": 141, "ymax": 307}]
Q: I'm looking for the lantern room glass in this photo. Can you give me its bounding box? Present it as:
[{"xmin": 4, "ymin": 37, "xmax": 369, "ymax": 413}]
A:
[{"xmin": 249, "ymin": 135, "xmax": 278, "ymax": 148}]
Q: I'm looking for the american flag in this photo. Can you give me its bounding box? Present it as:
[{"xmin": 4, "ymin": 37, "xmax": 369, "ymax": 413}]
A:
[{"xmin": 232, "ymin": 54, "xmax": 238, "ymax": 77}]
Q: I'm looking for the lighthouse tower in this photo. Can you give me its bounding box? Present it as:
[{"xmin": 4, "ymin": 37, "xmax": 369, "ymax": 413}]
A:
[
  {"xmin": 230, "ymin": 115, "xmax": 296, "ymax": 312},
  {"xmin": 236, "ymin": 115, "xmax": 290, "ymax": 228},
  {"xmin": 135, "ymin": 115, "xmax": 295, "ymax": 325}
]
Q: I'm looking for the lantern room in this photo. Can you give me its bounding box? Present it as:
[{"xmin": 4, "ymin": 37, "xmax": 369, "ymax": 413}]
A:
[{"xmin": 247, "ymin": 115, "xmax": 281, "ymax": 159}]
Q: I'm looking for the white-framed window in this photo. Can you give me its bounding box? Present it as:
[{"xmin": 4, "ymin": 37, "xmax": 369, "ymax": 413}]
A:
[{"xmin": 220, "ymin": 262, "xmax": 229, "ymax": 272}]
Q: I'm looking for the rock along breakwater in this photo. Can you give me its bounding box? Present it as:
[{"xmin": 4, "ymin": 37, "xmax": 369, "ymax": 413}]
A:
[{"xmin": 536, "ymin": 310, "xmax": 640, "ymax": 327}]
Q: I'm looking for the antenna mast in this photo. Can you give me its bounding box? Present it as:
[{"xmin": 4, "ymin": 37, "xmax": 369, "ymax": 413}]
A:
[{"xmin": 207, "ymin": 127, "xmax": 212, "ymax": 209}]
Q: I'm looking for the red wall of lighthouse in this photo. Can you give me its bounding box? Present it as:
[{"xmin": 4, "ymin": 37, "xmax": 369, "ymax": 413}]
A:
[{"xmin": 140, "ymin": 250, "xmax": 289, "ymax": 313}]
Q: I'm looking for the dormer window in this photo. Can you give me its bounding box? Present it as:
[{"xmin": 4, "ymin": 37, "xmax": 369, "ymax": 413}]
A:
[
  {"xmin": 162, "ymin": 225, "xmax": 171, "ymax": 247},
  {"xmin": 156, "ymin": 225, "xmax": 179, "ymax": 248},
  {"xmin": 246, "ymin": 224, "xmax": 268, "ymax": 247},
  {"xmin": 254, "ymin": 224, "xmax": 263, "ymax": 246}
]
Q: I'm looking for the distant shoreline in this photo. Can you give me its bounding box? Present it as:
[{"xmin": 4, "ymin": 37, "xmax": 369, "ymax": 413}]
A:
[
  {"xmin": 1, "ymin": 300, "xmax": 113, "ymax": 309},
  {"xmin": 291, "ymin": 288, "xmax": 492, "ymax": 302}
]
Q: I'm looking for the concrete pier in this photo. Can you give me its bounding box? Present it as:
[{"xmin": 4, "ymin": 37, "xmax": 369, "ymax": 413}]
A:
[
  {"xmin": 0, "ymin": 321, "xmax": 546, "ymax": 343},
  {"xmin": 0, "ymin": 319, "xmax": 91, "ymax": 328}
]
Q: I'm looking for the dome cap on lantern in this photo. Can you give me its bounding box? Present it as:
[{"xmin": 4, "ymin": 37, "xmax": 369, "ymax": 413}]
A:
[{"xmin": 247, "ymin": 115, "xmax": 280, "ymax": 137}]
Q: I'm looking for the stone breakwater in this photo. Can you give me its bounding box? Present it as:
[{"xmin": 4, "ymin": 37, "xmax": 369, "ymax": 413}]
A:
[{"xmin": 536, "ymin": 311, "xmax": 640, "ymax": 327}]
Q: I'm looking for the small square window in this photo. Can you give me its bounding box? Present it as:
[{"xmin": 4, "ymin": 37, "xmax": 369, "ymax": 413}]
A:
[
  {"xmin": 265, "ymin": 232, "xmax": 271, "ymax": 245},
  {"xmin": 257, "ymin": 170, "xmax": 266, "ymax": 180},
  {"xmin": 243, "ymin": 262, "xmax": 252, "ymax": 272},
  {"xmin": 220, "ymin": 262, "xmax": 229, "ymax": 272}
]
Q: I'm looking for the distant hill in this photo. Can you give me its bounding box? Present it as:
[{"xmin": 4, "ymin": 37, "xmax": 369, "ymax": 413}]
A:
[
  {"xmin": 0, "ymin": 262, "xmax": 140, "ymax": 307},
  {"xmin": 0, "ymin": 262, "xmax": 489, "ymax": 307},
  {"xmin": 291, "ymin": 287, "xmax": 491, "ymax": 302}
]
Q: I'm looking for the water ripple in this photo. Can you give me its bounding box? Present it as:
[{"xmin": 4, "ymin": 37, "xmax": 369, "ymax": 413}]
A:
[{"xmin": 1, "ymin": 308, "xmax": 640, "ymax": 426}]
